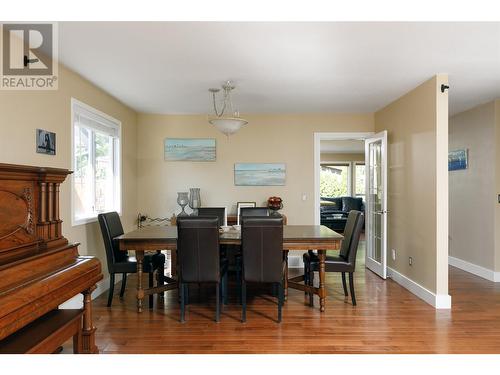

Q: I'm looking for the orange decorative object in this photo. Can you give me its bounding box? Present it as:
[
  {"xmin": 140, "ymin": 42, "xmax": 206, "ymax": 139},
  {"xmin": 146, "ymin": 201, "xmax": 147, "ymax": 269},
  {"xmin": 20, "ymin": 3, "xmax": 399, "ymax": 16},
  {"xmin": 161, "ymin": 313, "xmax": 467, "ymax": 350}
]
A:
[{"xmin": 267, "ymin": 196, "xmax": 283, "ymax": 214}]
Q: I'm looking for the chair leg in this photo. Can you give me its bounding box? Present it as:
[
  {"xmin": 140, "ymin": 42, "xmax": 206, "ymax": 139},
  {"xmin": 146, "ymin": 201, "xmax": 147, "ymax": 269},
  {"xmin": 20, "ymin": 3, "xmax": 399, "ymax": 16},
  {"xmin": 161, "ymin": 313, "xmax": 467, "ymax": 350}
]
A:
[
  {"xmin": 180, "ymin": 282, "xmax": 185, "ymax": 323},
  {"xmin": 157, "ymin": 263, "xmax": 165, "ymax": 298},
  {"xmin": 304, "ymin": 262, "xmax": 309, "ymax": 297},
  {"xmin": 215, "ymin": 282, "xmax": 220, "ymax": 322},
  {"xmin": 107, "ymin": 273, "xmax": 115, "ymax": 307},
  {"xmin": 241, "ymin": 279, "xmax": 247, "ymax": 323},
  {"xmin": 278, "ymin": 282, "xmax": 284, "ymax": 323},
  {"xmin": 236, "ymin": 262, "xmax": 242, "ymax": 304},
  {"xmin": 148, "ymin": 272, "xmax": 154, "ymax": 309},
  {"xmin": 341, "ymin": 272, "xmax": 348, "ymax": 297},
  {"xmin": 309, "ymin": 270, "xmax": 314, "ymax": 307},
  {"xmin": 349, "ymin": 272, "xmax": 356, "ymax": 306},
  {"xmin": 223, "ymin": 272, "xmax": 228, "ymax": 305},
  {"xmin": 185, "ymin": 284, "xmax": 189, "ymax": 305},
  {"xmin": 272, "ymin": 283, "xmax": 278, "ymax": 297},
  {"xmin": 119, "ymin": 273, "xmax": 127, "ymax": 299}
]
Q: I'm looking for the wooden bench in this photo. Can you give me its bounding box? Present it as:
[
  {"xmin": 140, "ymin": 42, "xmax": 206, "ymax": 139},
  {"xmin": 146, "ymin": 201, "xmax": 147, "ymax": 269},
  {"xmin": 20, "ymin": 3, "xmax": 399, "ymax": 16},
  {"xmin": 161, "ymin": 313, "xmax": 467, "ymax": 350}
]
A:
[{"xmin": 0, "ymin": 309, "xmax": 84, "ymax": 354}]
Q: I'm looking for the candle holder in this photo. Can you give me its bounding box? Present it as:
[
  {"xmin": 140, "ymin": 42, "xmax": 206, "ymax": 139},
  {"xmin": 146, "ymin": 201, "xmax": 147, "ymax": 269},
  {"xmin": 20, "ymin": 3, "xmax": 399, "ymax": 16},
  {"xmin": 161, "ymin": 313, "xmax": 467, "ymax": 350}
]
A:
[{"xmin": 177, "ymin": 192, "xmax": 189, "ymax": 216}]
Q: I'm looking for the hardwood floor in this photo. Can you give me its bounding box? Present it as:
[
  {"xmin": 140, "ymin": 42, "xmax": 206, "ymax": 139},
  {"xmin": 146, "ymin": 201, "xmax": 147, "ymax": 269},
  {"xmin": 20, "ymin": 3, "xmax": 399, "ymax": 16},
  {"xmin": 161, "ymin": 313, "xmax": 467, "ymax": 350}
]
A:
[{"xmin": 71, "ymin": 243, "xmax": 500, "ymax": 353}]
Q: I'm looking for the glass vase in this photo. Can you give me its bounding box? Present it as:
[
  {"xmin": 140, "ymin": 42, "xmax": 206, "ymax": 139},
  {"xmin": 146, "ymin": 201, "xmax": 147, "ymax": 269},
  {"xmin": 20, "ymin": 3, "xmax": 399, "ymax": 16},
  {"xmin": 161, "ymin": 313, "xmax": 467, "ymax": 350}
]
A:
[{"xmin": 189, "ymin": 188, "xmax": 201, "ymax": 216}]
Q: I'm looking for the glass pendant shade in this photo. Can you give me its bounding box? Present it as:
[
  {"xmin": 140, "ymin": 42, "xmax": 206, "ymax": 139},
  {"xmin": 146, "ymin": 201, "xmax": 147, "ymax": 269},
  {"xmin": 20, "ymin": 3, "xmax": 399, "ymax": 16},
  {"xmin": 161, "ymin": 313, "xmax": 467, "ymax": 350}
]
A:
[{"xmin": 209, "ymin": 117, "xmax": 248, "ymax": 136}]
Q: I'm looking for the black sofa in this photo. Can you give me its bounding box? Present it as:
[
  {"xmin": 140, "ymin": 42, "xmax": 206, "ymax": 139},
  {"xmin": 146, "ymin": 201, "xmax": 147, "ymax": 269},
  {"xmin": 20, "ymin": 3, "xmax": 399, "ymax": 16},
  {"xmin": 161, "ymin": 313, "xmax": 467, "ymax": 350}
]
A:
[{"xmin": 320, "ymin": 196, "xmax": 365, "ymax": 232}]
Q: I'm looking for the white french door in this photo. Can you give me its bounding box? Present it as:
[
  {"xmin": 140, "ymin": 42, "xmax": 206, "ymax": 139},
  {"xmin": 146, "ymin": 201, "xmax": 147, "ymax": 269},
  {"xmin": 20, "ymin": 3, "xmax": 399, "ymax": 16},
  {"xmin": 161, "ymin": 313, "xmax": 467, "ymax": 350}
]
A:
[{"xmin": 364, "ymin": 130, "xmax": 388, "ymax": 279}]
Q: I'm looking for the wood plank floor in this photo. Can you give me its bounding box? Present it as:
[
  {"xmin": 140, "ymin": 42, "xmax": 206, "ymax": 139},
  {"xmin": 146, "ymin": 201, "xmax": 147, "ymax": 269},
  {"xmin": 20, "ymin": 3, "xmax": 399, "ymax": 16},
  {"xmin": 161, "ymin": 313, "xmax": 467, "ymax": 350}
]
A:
[{"xmin": 75, "ymin": 244, "xmax": 500, "ymax": 353}]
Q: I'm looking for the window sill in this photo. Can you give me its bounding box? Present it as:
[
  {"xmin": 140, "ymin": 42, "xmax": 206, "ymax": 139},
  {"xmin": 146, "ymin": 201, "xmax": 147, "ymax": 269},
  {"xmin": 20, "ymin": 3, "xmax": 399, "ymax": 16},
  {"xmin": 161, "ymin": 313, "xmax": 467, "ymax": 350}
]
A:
[
  {"xmin": 72, "ymin": 211, "xmax": 121, "ymax": 227},
  {"xmin": 72, "ymin": 216, "xmax": 98, "ymax": 227}
]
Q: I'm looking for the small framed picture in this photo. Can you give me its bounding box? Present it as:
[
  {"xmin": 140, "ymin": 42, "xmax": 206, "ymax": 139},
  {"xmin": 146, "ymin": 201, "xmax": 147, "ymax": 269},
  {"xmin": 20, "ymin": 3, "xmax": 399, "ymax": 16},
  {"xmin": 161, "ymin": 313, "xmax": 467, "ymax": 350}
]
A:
[
  {"xmin": 36, "ymin": 129, "xmax": 56, "ymax": 155},
  {"xmin": 237, "ymin": 201, "xmax": 256, "ymax": 225}
]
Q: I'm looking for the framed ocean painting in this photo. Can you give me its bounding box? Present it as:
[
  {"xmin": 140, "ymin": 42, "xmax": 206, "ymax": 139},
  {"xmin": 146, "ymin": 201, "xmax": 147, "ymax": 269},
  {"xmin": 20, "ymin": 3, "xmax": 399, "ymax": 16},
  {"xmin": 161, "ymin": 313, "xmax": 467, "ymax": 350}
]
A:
[
  {"xmin": 234, "ymin": 163, "xmax": 286, "ymax": 186},
  {"xmin": 164, "ymin": 138, "xmax": 216, "ymax": 161},
  {"xmin": 448, "ymin": 149, "xmax": 468, "ymax": 171}
]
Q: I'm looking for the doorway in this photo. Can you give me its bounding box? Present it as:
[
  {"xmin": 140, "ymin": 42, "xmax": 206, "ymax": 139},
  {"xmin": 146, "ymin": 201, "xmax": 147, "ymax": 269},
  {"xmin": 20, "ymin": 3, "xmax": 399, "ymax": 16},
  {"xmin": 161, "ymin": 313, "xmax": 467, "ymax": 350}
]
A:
[{"xmin": 313, "ymin": 132, "xmax": 388, "ymax": 279}]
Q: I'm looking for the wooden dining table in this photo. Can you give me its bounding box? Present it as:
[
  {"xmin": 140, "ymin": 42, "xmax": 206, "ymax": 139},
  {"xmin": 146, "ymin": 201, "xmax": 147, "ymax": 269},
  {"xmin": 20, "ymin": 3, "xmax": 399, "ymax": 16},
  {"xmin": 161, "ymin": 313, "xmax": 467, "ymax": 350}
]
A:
[{"xmin": 116, "ymin": 225, "xmax": 343, "ymax": 313}]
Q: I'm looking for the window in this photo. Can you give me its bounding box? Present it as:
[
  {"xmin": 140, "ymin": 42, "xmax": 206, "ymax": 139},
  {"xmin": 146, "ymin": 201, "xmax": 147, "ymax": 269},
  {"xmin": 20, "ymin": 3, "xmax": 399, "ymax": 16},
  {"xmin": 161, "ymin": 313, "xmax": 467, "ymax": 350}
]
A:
[
  {"xmin": 355, "ymin": 162, "xmax": 366, "ymax": 199},
  {"xmin": 72, "ymin": 99, "xmax": 121, "ymax": 225},
  {"xmin": 320, "ymin": 163, "xmax": 351, "ymax": 198}
]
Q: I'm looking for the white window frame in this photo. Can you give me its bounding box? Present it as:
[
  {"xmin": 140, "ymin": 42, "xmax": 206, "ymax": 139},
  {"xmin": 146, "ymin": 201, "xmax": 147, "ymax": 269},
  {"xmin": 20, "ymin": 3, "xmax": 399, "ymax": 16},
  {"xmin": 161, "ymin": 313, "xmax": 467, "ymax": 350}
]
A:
[
  {"xmin": 320, "ymin": 161, "xmax": 353, "ymax": 198},
  {"xmin": 71, "ymin": 98, "xmax": 122, "ymax": 226},
  {"xmin": 354, "ymin": 161, "xmax": 366, "ymax": 199}
]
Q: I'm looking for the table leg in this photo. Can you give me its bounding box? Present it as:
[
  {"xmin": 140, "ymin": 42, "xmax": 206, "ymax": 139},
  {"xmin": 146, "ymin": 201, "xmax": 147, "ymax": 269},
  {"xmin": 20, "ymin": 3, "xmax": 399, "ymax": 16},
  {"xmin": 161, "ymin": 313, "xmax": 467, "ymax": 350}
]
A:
[
  {"xmin": 283, "ymin": 250, "xmax": 289, "ymax": 300},
  {"xmin": 136, "ymin": 250, "xmax": 145, "ymax": 313},
  {"xmin": 318, "ymin": 249, "xmax": 326, "ymax": 312}
]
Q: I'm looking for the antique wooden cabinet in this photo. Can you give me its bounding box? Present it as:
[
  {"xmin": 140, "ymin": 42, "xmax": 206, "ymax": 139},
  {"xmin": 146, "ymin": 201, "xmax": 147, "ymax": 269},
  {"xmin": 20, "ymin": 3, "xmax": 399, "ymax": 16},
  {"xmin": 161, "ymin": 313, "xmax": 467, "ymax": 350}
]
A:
[{"xmin": 0, "ymin": 163, "xmax": 103, "ymax": 353}]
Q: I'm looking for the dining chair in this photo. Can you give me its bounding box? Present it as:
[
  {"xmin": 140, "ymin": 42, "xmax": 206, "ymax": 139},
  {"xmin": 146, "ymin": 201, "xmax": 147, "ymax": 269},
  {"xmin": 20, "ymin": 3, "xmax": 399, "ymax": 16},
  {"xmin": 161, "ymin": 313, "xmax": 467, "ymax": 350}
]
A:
[
  {"xmin": 197, "ymin": 207, "xmax": 227, "ymax": 227},
  {"xmin": 176, "ymin": 216, "xmax": 228, "ymax": 322},
  {"xmin": 98, "ymin": 212, "xmax": 166, "ymax": 308},
  {"xmin": 240, "ymin": 216, "xmax": 285, "ymax": 323},
  {"xmin": 239, "ymin": 207, "xmax": 269, "ymax": 220},
  {"xmin": 303, "ymin": 210, "xmax": 364, "ymax": 306}
]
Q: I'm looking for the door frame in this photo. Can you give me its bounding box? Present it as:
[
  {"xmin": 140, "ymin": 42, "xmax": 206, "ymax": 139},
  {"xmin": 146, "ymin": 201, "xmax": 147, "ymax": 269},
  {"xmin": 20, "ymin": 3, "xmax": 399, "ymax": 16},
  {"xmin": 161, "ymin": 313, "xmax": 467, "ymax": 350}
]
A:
[
  {"xmin": 313, "ymin": 132, "xmax": 374, "ymax": 225},
  {"xmin": 364, "ymin": 130, "xmax": 388, "ymax": 279}
]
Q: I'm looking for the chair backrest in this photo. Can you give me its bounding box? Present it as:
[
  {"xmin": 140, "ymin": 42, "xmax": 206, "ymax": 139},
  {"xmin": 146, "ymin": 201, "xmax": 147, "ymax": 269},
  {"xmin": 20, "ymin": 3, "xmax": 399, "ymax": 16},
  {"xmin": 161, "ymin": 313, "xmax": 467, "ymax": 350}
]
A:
[
  {"xmin": 241, "ymin": 216, "xmax": 283, "ymax": 283},
  {"xmin": 97, "ymin": 212, "xmax": 128, "ymax": 273},
  {"xmin": 197, "ymin": 207, "xmax": 226, "ymax": 227},
  {"xmin": 177, "ymin": 216, "xmax": 220, "ymax": 283},
  {"xmin": 240, "ymin": 207, "xmax": 269, "ymax": 218},
  {"xmin": 339, "ymin": 210, "xmax": 365, "ymax": 266}
]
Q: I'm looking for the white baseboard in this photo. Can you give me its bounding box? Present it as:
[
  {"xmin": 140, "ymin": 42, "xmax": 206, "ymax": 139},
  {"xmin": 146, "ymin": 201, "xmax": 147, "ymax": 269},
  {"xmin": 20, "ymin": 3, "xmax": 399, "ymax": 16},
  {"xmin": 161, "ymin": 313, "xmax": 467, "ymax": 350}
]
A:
[
  {"xmin": 387, "ymin": 267, "xmax": 451, "ymax": 309},
  {"xmin": 59, "ymin": 274, "xmax": 121, "ymax": 309},
  {"xmin": 448, "ymin": 256, "xmax": 500, "ymax": 282}
]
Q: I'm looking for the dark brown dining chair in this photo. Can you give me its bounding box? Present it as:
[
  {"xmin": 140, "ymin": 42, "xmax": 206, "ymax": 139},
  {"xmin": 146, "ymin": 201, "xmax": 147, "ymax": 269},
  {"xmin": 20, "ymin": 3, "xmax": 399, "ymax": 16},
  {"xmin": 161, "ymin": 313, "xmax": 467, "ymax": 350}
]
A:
[
  {"xmin": 98, "ymin": 212, "xmax": 165, "ymax": 308},
  {"xmin": 303, "ymin": 210, "xmax": 364, "ymax": 306},
  {"xmin": 197, "ymin": 207, "xmax": 226, "ymax": 227},
  {"xmin": 240, "ymin": 207, "xmax": 269, "ymax": 220},
  {"xmin": 240, "ymin": 216, "xmax": 285, "ymax": 323},
  {"xmin": 177, "ymin": 216, "xmax": 228, "ymax": 322}
]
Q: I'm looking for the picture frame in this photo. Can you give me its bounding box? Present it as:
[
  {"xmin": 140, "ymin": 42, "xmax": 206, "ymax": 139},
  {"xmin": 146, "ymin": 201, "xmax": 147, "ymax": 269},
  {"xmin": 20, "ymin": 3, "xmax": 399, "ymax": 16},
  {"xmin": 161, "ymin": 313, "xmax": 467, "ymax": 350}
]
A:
[
  {"xmin": 234, "ymin": 163, "xmax": 286, "ymax": 186},
  {"xmin": 164, "ymin": 138, "xmax": 216, "ymax": 161},
  {"xmin": 236, "ymin": 201, "xmax": 256, "ymax": 225},
  {"xmin": 448, "ymin": 149, "xmax": 468, "ymax": 171},
  {"xmin": 36, "ymin": 129, "xmax": 56, "ymax": 155}
]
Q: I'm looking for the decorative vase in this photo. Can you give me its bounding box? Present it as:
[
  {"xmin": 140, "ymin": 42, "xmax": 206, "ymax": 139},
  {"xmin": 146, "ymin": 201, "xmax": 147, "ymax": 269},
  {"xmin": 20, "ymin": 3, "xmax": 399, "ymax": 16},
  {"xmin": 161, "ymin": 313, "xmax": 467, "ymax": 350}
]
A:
[
  {"xmin": 188, "ymin": 188, "xmax": 201, "ymax": 216},
  {"xmin": 177, "ymin": 192, "xmax": 189, "ymax": 216},
  {"xmin": 267, "ymin": 196, "xmax": 283, "ymax": 216}
]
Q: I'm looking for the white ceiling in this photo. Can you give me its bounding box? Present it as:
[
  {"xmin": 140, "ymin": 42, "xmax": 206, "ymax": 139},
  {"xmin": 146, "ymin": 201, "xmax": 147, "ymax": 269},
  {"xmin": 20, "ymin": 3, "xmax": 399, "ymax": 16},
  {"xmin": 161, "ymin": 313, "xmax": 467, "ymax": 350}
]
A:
[
  {"xmin": 58, "ymin": 22, "xmax": 500, "ymax": 115},
  {"xmin": 320, "ymin": 140, "xmax": 365, "ymax": 153}
]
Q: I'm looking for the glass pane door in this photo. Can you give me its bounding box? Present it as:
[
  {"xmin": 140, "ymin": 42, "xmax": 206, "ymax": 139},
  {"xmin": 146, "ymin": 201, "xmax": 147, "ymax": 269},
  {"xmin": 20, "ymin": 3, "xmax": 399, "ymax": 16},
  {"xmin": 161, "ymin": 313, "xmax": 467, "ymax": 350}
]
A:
[{"xmin": 365, "ymin": 131, "xmax": 387, "ymax": 279}]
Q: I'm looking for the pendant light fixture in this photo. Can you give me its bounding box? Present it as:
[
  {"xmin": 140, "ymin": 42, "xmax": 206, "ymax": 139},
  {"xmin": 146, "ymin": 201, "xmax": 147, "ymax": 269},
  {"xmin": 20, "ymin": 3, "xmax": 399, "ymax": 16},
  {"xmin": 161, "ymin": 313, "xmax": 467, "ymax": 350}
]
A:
[{"xmin": 208, "ymin": 81, "xmax": 248, "ymax": 137}]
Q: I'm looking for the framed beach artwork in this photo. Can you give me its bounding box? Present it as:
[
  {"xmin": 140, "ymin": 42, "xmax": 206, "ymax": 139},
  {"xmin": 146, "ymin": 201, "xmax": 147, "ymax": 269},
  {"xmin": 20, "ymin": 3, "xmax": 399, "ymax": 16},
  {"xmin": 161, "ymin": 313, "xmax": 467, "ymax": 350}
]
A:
[
  {"xmin": 448, "ymin": 149, "xmax": 468, "ymax": 171},
  {"xmin": 234, "ymin": 163, "xmax": 286, "ymax": 186},
  {"xmin": 164, "ymin": 138, "xmax": 216, "ymax": 161}
]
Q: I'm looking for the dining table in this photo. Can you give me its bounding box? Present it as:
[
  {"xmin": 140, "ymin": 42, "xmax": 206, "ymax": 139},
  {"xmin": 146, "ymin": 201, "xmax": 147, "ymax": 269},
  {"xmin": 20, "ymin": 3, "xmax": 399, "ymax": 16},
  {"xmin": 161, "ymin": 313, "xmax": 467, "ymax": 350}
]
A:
[{"xmin": 116, "ymin": 224, "xmax": 343, "ymax": 313}]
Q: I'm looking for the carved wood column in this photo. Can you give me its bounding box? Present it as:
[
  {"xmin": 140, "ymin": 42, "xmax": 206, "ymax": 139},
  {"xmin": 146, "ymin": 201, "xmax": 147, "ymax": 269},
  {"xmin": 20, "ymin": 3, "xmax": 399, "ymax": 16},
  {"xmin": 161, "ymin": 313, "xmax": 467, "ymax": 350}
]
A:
[
  {"xmin": 54, "ymin": 183, "xmax": 61, "ymax": 237},
  {"xmin": 81, "ymin": 286, "xmax": 98, "ymax": 354}
]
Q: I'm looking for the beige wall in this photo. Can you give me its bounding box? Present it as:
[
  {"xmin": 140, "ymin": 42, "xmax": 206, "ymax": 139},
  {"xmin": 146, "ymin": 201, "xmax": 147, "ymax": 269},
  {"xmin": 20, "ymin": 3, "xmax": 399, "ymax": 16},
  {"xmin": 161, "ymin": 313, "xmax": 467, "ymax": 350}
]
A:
[
  {"xmin": 0, "ymin": 64, "xmax": 138, "ymax": 280},
  {"xmin": 136, "ymin": 113, "xmax": 374, "ymax": 224},
  {"xmin": 494, "ymin": 100, "xmax": 500, "ymax": 272},
  {"xmin": 449, "ymin": 102, "xmax": 496, "ymax": 270},
  {"xmin": 375, "ymin": 75, "xmax": 449, "ymax": 296}
]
